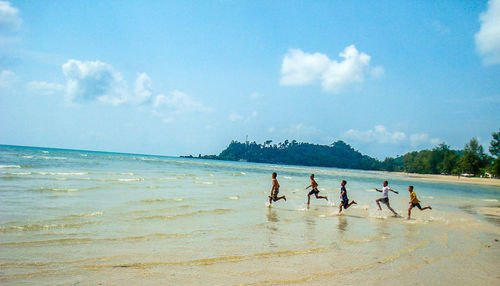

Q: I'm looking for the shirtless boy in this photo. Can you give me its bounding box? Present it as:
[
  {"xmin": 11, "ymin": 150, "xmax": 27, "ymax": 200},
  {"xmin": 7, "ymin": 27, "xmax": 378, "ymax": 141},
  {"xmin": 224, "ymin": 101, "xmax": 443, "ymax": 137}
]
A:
[
  {"xmin": 305, "ymin": 174, "xmax": 328, "ymax": 205},
  {"xmin": 269, "ymin": 172, "xmax": 286, "ymax": 205}
]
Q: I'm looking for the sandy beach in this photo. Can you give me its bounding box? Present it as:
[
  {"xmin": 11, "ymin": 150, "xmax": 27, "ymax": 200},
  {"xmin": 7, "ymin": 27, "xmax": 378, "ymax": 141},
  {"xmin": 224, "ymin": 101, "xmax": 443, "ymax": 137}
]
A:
[
  {"xmin": 2, "ymin": 146, "xmax": 500, "ymax": 285},
  {"xmin": 394, "ymin": 172, "xmax": 500, "ymax": 187}
]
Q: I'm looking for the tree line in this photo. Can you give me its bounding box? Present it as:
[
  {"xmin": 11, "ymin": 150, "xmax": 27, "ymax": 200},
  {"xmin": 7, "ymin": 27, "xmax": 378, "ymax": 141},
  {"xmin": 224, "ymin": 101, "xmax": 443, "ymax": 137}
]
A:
[{"xmin": 187, "ymin": 130, "xmax": 500, "ymax": 178}]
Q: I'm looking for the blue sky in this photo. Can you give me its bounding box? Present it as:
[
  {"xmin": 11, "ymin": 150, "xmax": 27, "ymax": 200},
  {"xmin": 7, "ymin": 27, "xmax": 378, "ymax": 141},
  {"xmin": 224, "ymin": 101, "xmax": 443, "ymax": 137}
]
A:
[{"xmin": 1, "ymin": 0, "xmax": 499, "ymax": 159}]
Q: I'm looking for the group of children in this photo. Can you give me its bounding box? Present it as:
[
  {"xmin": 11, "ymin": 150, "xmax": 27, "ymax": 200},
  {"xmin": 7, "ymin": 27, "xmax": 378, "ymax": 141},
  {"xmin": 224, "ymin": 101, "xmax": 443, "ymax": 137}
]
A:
[{"xmin": 268, "ymin": 172, "xmax": 432, "ymax": 219}]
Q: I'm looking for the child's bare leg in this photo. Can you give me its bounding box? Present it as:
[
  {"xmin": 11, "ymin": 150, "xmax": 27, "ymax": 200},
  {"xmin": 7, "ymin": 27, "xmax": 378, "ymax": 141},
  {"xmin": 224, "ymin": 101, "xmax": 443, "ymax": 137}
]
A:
[
  {"xmin": 345, "ymin": 201, "xmax": 357, "ymax": 209},
  {"xmin": 421, "ymin": 206, "xmax": 431, "ymax": 210},
  {"xmin": 315, "ymin": 194, "xmax": 328, "ymax": 201},
  {"xmin": 375, "ymin": 199, "xmax": 382, "ymax": 210},
  {"xmin": 268, "ymin": 196, "xmax": 272, "ymax": 204},
  {"xmin": 307, "ymin": 194, "xmax": 311, "ymax": 205},
  {"xmin": 407, "ymin": 206, "xmax": 413, "ymax": 219},
  {"xmin": 276, "ymin": 195, "xmax": 286, "ymax": 201},
  {"xmin": 339, "ymin": 204, "xmax": 343, "ymax": 213},
  {"xmin": 387, "ymin": 203, "xmax": 398, "ymax": 216}
]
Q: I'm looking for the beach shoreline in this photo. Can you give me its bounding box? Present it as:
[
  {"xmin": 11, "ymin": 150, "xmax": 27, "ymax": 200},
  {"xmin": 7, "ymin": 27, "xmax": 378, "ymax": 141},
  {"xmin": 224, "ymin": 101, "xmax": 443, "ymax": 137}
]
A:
[{"xmin": 393, "ymin": 172, "xmax": 500, "ymax": 187}]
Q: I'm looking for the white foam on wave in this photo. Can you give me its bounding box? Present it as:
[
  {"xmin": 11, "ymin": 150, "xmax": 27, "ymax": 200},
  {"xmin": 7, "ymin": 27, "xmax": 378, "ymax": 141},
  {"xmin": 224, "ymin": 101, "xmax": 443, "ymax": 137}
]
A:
[
  {"xmin": 39, "ymin": 156, "xmax": 67, "ymax": 160},
  {"xmin": 37, "ymin": 172, "xmax": 87, "ymax": 176},
  {"xmin": 368, "ymin": 209, "xmax": 390, "ymax": 219},
  {"xmin": 5, "ymin": 172, "xmax": 31, "ymax": 175},
  {"xmin": 80, "ymin": 154, "xmax": 88, "ymax": 157},
  {"xmin": 117, "ymin": 178, "xmax": 144, "ymax": 182},
  {"xmin": 55, "ymin": 188, "xmax": 78, "ymax": 192},
  {"xmin": 481, "ymin": 199, "xmax": 498, "ymax": 202},
  {"xmin": 422, "ymin": 196, "xmax": 434, "ymax": 199},
  {"xmin": 22, "ymin": 156, "xmax": 33, "ymax": 158},
  {"xmin": 283, "ymin": 176, "xmax": 292, "ymax": 179},
  {"xmin": 71, "ymin": 211, "xmax": 103, "ymax": 217},
  {"xmin": 42, "ymin": 151, "xmax": 49, "ymax": 153},
  {"xmin": 0, "ymin": 165, "xmax": 21, "ymax": 169},
  {"xmin": 194, "ymin": 181, "xmax": 214, "ymax": 185},
  {"xmin": 31, "ymin": 187, "xmax": 79, "ymax": 192},
  {"xmin": 228, "ymin": 196, "xmax": 239, "ymax": 200},
  {"xmin": 327, "ymin": 201, "xmax": 337, "ymax": 207},
  {"xmin": 364, "ymin": 189, "xmax": 376, "ymax": 192}
]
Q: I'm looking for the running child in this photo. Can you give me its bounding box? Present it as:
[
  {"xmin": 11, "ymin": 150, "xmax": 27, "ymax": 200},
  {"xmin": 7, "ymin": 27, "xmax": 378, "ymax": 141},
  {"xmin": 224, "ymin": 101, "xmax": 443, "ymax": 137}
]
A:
[
  {"xmin": 375, "ymin": 180, "xmax": 399, "ymax": 216},
  {"xmin": 339, "ymin": 180, "xmax": 357, "ymax": 214},
  {"xmin": 305, "ymin": 174, "xmax": 328, "ymax": 205},
  {"xmin": 407, "ymin": 186, "xmax": 432, "ymax": 219},
  {"xmin": 268, "ymin": 172, "xmax": 286, "ymax": 205}
]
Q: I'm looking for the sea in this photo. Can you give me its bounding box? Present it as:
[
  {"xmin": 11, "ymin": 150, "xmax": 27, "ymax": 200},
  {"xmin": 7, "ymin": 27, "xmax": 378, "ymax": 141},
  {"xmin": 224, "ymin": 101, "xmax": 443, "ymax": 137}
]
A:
[{"xmin": 1, "ymin": 145, "xmax": 499, "ymax": 285}]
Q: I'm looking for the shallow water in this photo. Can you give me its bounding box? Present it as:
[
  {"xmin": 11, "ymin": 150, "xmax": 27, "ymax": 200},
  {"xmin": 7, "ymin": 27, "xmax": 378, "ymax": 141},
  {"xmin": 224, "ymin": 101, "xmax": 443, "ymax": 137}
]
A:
[{"xmin": 1, "ymin": 145, "xmax": 499, "ymax": 285}]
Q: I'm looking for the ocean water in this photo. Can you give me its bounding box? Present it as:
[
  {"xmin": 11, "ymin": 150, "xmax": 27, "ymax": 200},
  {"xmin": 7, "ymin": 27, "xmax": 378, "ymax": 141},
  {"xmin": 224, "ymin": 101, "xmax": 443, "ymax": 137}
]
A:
[{"xmin": 1, "ymin": 145, "xmax": 499, "ymax": 285}]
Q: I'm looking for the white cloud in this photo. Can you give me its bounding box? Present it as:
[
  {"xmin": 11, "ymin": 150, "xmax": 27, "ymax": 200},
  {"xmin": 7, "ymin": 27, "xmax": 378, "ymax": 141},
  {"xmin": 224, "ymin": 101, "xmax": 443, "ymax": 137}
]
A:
[
  {"xmin": 154, "ymin": 90, "xmax": 209, "ymax": 112},
  {"xmin": 0, "ymin": 1, "xmax": 21, "ymax": 31},
  {"xmin": 133, "ymin": 72, "xmax": 152, "ymax": 104},
  {"xmin": 280, "ymin": 45, "xmax": 383, "ymax": 93},
  {"xmin": 27, "ymin": 81, "xmax": 64, "ymax": 95},
  {"xmin": 153, "ymin": 90, "xmax": 210, "ymax": 123},
  {"xmin": 229, "ymin": 113, "xmax": 243, "ymax": 122},
  {"xmin": 228, "ymin": 111, "xmax": 257, "ymax": 122},
  {"xmin": 475, "ymin": 0, "xmax": 500, "ymax": 65},
  {"xmin": 344, "ymin": 125, "xmax": 440, "ymax": 147},
  {"xmin": 61, "ymin": 60, "xmax": 156, "ymax": 105},
  {"xmin": 250, "ymin": 91, "xmax": 261, "ymax": 99},
  {"xmin": 62, "ymin": 59, "xmax": 128, "ymax": 105},
  {"xmin": 0, "ymin": 69, "xmax": 16, "ymax": 88},
  {"xmin": 344, "ymin": 125, "xmax": 406, "ymax": 144},
  {"xmin": 284, "ymin": 123, "xmax": 320, "ymax": 138},
  {"xmin": 280, "ymin": 49, "xmax": 330, "ymax": 86},
  {"xmin": 410, "ymin": 133, "xmax": 441, "ymax": 147}
]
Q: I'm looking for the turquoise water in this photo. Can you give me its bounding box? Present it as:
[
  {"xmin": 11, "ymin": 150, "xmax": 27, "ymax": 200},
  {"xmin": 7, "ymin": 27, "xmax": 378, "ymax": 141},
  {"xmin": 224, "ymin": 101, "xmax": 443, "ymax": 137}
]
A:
[{"xmin": 1, "ymin": 145, "xmax": 499, "ymax": 285}]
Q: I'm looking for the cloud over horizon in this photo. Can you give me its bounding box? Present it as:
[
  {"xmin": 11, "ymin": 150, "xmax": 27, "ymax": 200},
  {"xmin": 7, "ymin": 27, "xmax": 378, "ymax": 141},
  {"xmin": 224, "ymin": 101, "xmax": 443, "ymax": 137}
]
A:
[
  {"xmin": 27, "ymin": 81, "xmax": 64, "ymax": 95},
  {"xmin": 62, "ymin": 59, "xmax": 129, "ymax": 105},
  {"xmin": 0, "ymin": 1, "xmax": 21, "ymax": 31},
  {"xmin": 153, "ymin": 90, "xmax": 210, "ymax": 123},
  {"xmin": 0, "ymin": 69, "xmax": 16, "ymax": 89},
  {"xmin": 343, "ymin": 125, "xmax": 440, "ymax": 148},
  {"xmin": 280, "ymin": 45, "xmax": 383, "ymax": 93},
  {"xmin": 29, "ymin": 59, "xmax": 210, "ymax": 124},
  {"xmin": 475, "ymin": 0, "xmax": 500, "ymax": 65}
]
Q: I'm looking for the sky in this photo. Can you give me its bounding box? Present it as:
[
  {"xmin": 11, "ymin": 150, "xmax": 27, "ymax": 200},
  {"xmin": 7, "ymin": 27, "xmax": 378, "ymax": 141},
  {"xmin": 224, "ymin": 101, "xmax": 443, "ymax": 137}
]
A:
[{"xmin": 0, "ymin": 0, "xmax": 499, "ymax": 159}]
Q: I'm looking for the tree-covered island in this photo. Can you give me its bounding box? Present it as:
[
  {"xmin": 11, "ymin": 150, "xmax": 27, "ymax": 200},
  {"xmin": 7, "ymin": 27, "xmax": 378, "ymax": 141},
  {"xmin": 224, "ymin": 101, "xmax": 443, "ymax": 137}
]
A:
[{"xmin": 183, "ymin": 130, "xmax": 500, "ymax": 178}]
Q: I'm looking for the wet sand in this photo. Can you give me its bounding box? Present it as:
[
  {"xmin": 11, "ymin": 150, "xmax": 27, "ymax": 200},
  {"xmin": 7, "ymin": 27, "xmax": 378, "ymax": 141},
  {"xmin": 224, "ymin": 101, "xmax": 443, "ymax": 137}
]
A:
[{"xmin": 2, "ymin": 146, "xmax": 500, "ymax": 285}]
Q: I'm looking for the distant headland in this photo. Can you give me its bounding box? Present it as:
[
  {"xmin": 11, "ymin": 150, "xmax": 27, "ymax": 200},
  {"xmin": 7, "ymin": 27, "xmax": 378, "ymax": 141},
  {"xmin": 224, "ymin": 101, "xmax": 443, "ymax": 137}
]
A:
[{"xmin": 183, "ymin": 130, "xmax": 500, "ymax": 179}]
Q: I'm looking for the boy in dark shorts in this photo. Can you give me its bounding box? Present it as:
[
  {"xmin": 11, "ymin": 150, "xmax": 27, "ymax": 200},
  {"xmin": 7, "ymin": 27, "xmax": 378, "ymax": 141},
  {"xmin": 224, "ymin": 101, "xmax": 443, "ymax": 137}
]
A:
[
  {"xmin": 375, "ymin": 180, "xmax": 399, "ymax": 216},
  {"xmin": 268, "ymin": 172, "xmax": 286, "ymax": 205},
  {"xmin": 305, "ymin": 174, "xmax": 328, "ymax": 205},
  {"xmin": 339, "ymin": 180, "xmax": 357, "ymax": 214},
  {"xmin": 407, "ymin": 186, "xmax": 431, "ymax": 219}
]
